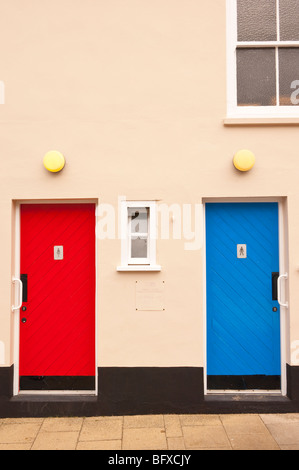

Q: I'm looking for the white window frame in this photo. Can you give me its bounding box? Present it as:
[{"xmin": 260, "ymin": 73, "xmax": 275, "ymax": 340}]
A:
[
  {"xmin": 226, "ymin": 0, "xmax": 299, "ymax": 119},
  {"xmin": 117, "ymin": 200, "xmax": 161, "ymax": 271}
]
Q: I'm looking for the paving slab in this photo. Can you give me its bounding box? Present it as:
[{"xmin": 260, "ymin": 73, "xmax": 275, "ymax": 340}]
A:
[
  {"xmin": 262, "ymin": 422, "xmax": 299, "ymax": 447},
  {"xmin": 220, "ymin": 413, "xmax": 269, "ymax": 434},
  {"xmin": 0, "ymin": 417, "xmax": 43, "ymax": 424},
  {"xmin": 228, "ymin": 432, "xmax": 280, "ymax": 450},
  {"xmin": 0, "ymin": 413, "xmax": 299, "ymax": 450},
  {"xmin": 31, "ymin": 431, "xmax": 79, "ymax": 450},
  {"xmin": 260, "ymin": 413, "xmax": 299, "ymax": 424},
  {"xmin": 0, "ymin": 421, "xmax": 41, "ymax": 445},
  {"xmin": 260, "ymin": 413, "xmax": 299, "ymax": 447},
  {"xmin": 40, "ymin": 417, "xmax": 83, "ymax": 432},
  {"xmin": 164, "ymin": 414, "xmax": 183, "ymax": 437},
  {"xmin": 180, "ymin": 414, "xmax": 222, "ymax": 426},
  {"xmin": 123, "ymin": 414, "xmax": 164, "ymax": 428},
  {"xmin": 79, "ymin": 416, "xmax": 123, "ymax": 442},
  {"xmin": 76, "ymin": 439, "xmax": 122, "ymax": 450},
  {"xmin": 122, "ymin": 427, "xmax": 168, "ymax": 450},
  {"xmin": 167, "ymin": 436, "xmax": 186, "ymax": 450},
  {"xmin": 182, "ymin": 424, "xmax": 232, "ymax": 450},
  {"xmin": 0, "ymin": 442, "xmax": 32, "ymax": 450}
]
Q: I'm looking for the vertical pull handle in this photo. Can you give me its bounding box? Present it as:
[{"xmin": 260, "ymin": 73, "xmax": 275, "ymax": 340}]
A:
[
  {"xmin": 277, "ymin": 273, "xmax": 288, "ymax": 308},
  {"xmin": 12, "ymin": 277, "xmax": 23, "ymax": 311},
  {"xmin": 272, "ymin": 272, "xmax": 279, "ymax": 300},
  {"xmin": 20, "ymin": 274, "xmax": 28, "ymax": 302}
]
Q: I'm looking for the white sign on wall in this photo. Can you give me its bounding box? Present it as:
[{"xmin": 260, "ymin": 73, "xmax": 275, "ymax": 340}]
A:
[
  {"xmin": 54, "ymin": 246, "xmax": 64, "ymax": 260},
  {"xmin": 135, "ymin": 281, "xmax": 165, "ymax": 311},
  {"xmin": 237, "ymin": 244, "xmax": 247, "ymax": 259}
]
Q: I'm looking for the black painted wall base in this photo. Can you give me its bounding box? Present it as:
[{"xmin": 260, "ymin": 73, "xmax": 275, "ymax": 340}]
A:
[
  {"xmin": 287, "ymin": 363, "xmax": 299, "ymax": 401},
  {"xmin": 20, "ymin": 375, "xmax": 96, "ymax": 391},
  {"xmin": 207, "ymin": 374, "xmax": 281, "ymax": 390},
  {"xmin": 0, "ymin": 365, "xmax": 13, "ymax": 398},
  {"xmin": 1, "ymin": 365, "xmax": 299, "ymax": 418}
]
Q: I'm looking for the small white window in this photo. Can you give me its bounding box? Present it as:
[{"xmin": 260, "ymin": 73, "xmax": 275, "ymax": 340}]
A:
[
  {"xmin": 227, "ymin": 0, "xmax": 299, "ymax": 118},
  {"xmin": 117, "ymin": 201, "xmax": 161, "ymax": 271}
]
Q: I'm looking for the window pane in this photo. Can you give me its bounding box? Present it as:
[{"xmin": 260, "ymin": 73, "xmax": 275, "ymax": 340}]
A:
[
  {"xmin": 280, "ymin": 0, "xmax": 299, "ymax": 41},
  {"xmin": 131, "ymin": 236, "xmax": 148, "ymax": 259},
  {"xmin": 129, "ymin": 208, "xmax": 148, "ymax": 234},
  {"xmin": 279, "ymin": 48, "xmax": 299, "ymax": 106},
  {"xmin": 237, "ymin": 0, "xmax": 277, "ymax": 42},
  {"xmin": 237, "ymin": 48, "xmax": 276, "ymax": 106}
]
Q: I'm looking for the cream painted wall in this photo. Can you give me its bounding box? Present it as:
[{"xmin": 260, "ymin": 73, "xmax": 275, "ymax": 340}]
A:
[{"xmin": 0, "ymin": 0, "xmax": 298, "ymax": 369}]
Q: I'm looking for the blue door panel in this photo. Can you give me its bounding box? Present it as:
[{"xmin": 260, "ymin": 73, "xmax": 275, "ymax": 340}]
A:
[{"xmin": 206, "ymin": 203, "xmax": 281, "ymax": 377}]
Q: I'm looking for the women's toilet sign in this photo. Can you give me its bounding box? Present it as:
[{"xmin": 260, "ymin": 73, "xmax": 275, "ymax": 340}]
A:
[{"xmin": 54, "ymin": 246, "xmax": 64, "ymax": 260}]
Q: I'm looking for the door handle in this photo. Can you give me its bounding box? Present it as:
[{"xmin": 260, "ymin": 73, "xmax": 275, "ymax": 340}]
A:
[
  {"xmin": 12, "ymin": 277, "xmax": 23, "ymax": 311},
  {"xmin": 272, "ymin": 272, "xmax": 279, "ymax": 300},
  {"xmin": 20, "ymin": 274, "xmax": 28, "ymax": 302},
  {"xmin": 277, "ymin": 273, "xmax": 288, "ymax": 308}
]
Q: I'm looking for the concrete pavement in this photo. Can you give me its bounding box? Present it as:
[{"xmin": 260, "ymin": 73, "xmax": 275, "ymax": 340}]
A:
[{"xmin": 1, "ymin": 413, "xmax": 299, "ymax": 450}]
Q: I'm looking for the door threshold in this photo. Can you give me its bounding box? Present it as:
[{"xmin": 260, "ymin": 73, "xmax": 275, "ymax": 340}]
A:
[
  {"xmin": 206, "ymin": 389, "xmax": 282, "ymax": 395},
  {"xmin": 18, "ymin": 390, "xmax": 96, "ymax": 396},
  {"xmin": 11, "ymin": 394, "xmax": 98, "ymax": 403}
]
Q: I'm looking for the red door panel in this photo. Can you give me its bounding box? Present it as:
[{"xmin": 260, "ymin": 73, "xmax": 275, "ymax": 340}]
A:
[{"xmin": 19, "ymin": 204, "xmax": 96, "ymax": 387}]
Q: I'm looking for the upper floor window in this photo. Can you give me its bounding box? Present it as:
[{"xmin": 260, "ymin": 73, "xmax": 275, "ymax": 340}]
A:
[{"xmin": 227, "ymin": 0, "xmax": 299, "ymax": 118}]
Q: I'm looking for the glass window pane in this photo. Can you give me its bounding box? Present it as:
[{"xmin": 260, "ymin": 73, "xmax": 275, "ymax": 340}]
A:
[
  {"xmin": 279, "ymin": 48, "xmax": 299, "ymax": 106},
  {"xmin": 280, "ymin": 0, "xmax": 299, "ymax": 41},
  {"xmin": 131, "ymin": 236, "xmax": 148, "ymax": 259},
  {"xmin": 237, "ymin": 0, "xmax": 277, "ymax": 42},
  {"xmin": 129, "ymin": 207, "xmax": 148, "ymax": 234},
  {"xmin": 237, "ymin": 48, "xmax": 276, "ymax": 106}
]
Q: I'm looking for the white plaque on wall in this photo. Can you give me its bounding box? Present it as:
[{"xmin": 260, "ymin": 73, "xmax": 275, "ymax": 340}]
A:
[
  {"xmin": 135, "ymin": 281, "xmax": 165, "ymax": 311},
  {"xmin": 237, "ymin": 244, "xmax": 247, "ymax": 259},
  {"xmin": 54, "ymin": 246, "xmax": 64, "ymax": 260}
]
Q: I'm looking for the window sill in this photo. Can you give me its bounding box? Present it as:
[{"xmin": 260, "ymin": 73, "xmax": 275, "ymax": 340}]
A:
[
  {"xmin": 117, "ymin": 265, "xmax": 162, "ymax": 272},
  {"xmin": 224, "ymin": 117, "xmax": 299, "ymax": 126}
]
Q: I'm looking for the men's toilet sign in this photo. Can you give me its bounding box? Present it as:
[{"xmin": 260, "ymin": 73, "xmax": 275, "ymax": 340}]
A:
[{"xmin": 237, "ymin": 244, "xmax": 247, "ymax": 259}]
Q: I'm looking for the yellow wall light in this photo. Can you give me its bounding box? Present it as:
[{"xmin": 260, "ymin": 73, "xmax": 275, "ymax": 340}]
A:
[
  {"xmin": 43, "ymin": 151, "xmax": 65, "ymax": 173},
  {"xmin": 233, "ymin": 149, "xmax": 255, "ymax": 172}
]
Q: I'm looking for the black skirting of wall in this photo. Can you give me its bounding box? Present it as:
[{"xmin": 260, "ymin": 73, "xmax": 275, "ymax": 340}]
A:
[
  {"xmin": 1, "ymin": 365, "xmax": 299, "ymax": 418},
  {"xmin": 207, "ymin": 374, "xmax": 281, "ymax": 390},
  {"xmin": 0, "ymin": 365, "xmax": 13, "ymax": 398},
  {"xmin": 287, "ymin": 363, "xmax": 299, "ymax": 401},
  {"xmin": 19, "ymin": 376, "xmax": 96, "ymax": 391}
]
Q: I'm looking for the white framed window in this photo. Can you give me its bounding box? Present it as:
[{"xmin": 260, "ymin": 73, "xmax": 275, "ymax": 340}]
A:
[
  {"xmin": 227, "ymin": 0, "xmax": 299, "ymax": 118},
  {"xmin": 117, "ymin": 201, "xmax": 161, "ymax": 271}
]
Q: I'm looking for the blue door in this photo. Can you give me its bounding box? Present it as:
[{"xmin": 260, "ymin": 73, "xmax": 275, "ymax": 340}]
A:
[{"xmin": 206, "ymin": 203, "xmax": 281, "ymax": 390}]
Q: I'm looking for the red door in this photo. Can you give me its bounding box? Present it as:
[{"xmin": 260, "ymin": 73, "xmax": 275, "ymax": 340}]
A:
[{"xmin": 19, "ymin": 203, "xmax": 96, "ymax": 391}]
